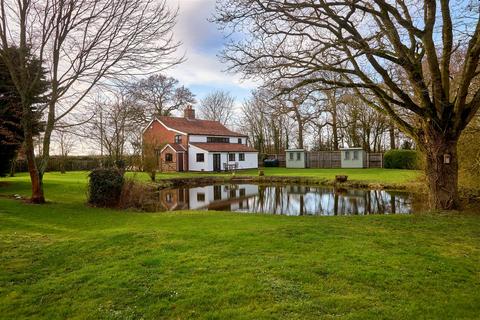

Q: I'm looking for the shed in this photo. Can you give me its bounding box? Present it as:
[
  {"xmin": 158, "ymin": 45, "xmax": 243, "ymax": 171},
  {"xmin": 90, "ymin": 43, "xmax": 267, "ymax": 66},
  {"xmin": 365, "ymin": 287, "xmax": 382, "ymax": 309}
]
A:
[
  {"xmin": 340, "ymin": 147, "xmax": 367, "ymax": 168},
  {"xmin": 286, "ymin": 149, "xmax": 307, "ymax": 168}
]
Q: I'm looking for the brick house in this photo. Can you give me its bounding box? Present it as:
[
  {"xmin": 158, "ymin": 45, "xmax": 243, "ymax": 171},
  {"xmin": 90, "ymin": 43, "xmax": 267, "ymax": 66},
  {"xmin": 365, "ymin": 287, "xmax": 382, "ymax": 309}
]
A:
[{"xmin": 142, "ymin": 106, "xmax": 258, "ymax": 172}]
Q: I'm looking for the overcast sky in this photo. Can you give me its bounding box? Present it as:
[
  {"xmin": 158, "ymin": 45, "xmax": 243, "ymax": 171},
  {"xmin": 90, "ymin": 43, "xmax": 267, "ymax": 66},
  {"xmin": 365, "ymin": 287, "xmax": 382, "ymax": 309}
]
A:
[{"xmin": 164, "ymin": 0, "xmax": 256, "ymax": 110}]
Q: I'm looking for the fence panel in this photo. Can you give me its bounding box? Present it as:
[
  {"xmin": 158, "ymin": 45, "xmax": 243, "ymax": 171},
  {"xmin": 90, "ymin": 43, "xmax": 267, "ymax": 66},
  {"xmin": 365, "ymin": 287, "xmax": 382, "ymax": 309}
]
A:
[{"xmin": 367, "ymin": 153, "xmax": 383, "ymax": 168}]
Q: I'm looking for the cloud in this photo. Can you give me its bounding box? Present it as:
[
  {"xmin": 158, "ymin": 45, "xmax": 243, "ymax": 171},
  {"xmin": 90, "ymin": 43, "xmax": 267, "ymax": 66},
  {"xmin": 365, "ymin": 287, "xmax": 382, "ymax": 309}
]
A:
[{"xmin": 163, "ymin": 0, "xmax": 259, "ymax": 100}]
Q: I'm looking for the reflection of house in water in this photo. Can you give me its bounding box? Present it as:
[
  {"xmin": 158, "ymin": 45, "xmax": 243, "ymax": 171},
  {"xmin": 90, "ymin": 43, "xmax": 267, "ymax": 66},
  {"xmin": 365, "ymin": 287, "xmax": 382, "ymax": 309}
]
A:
[
  {"xmin": 158, "ymin": 188, "xmax": 190, "ymax": 211},
  {"xmin": 189, "ymin": 184, "xmax": 259, "ymax": 211},
  {"xmin": 159, "ymin": 184, "xmax": 259, "ymax": 211}
]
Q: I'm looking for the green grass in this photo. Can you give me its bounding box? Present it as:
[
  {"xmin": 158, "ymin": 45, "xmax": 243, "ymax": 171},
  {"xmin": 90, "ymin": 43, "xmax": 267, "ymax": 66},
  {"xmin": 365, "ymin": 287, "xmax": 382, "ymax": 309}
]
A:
[
  {"xmin": 1, "ymin": 170, "xmax": 479, "ymax": 319},
  {"xmin": 134, "ymin": 167, "xmax": 420, "ymax": 184}
]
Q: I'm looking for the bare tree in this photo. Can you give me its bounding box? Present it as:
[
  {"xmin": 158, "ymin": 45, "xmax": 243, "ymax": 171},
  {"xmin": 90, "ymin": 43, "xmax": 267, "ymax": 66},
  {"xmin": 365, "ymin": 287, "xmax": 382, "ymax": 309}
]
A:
[
  {"xmin": 0, "ymin": 0, "xmax": 180, "ymax": 203},
  {"xmin": 54, "ymin": 129, "xmax": 75, "ymax": 174},
  {"xmin": 85, "ymin": 90, "xmax": 144, "ymax": 165},
  {"xmin": 131, "ymin": 74, "xmax": 196, "ymax": 117},
  {"xmin": 215, "ymin": 0, "xmax": 480, "ymax": 210},
  {"xmin": 199, "ymin": 90, "xmax": 235, "ymax": 126},
  {"xmin": 239, "ymin": 89, "xmax": 294, "ymax": 154}
]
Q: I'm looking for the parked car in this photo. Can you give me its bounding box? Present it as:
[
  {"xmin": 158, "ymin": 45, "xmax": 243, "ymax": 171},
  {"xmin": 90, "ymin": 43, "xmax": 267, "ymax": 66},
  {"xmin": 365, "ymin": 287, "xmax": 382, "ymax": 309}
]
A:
[{"xmin": 263, "ymin": 159, "xmax": 279, "ymax": 167}]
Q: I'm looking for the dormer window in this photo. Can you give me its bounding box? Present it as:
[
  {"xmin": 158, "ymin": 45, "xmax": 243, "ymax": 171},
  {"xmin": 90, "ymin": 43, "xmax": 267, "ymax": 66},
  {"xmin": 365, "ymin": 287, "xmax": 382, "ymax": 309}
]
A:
[
  {"xmin": 174, "ymin": 135, "xmax": 182, "ymax": 144},
  {"xmin": 207, "ymin": 137, "xmax": 229, "ymax": 143}
]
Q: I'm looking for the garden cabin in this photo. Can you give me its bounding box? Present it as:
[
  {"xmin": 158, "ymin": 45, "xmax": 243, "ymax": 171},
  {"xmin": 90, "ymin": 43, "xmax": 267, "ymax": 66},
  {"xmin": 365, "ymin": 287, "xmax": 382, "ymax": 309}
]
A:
[
  {"xmin": 142, "ymin": 106, "xmax": 258, "ymax": 172},
  {"xmin": 340, "ymin": 147, "xmax": 367, "ymax": 168},
  {"xmin": 286, "ymin": 149, "xmax": 307, "ymax": 168}
]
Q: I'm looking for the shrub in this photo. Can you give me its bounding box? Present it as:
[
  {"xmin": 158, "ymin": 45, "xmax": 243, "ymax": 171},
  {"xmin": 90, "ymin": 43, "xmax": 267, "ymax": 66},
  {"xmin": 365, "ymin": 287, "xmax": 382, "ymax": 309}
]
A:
[
  {"xmin": 118, "ymin": 179, "xmax": 162, "ymax": 211},
  {"xmin": 458, "ymin": 116, "xmax": 480, "ymax": 193},
  {"xmin": 88, "ymin": 168, "xmax": 124, "ymax": 207},
  {"xmin": 384, "ymin": 149, "xmax": 419, "ymax": 169}
]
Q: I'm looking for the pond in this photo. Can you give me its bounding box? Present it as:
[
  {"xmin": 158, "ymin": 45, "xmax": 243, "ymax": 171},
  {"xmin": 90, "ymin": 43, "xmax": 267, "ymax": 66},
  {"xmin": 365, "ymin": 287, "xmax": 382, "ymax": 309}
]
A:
[{"xmin": 156, "ymin": 183, "xmax": 424, "ymax": 215}]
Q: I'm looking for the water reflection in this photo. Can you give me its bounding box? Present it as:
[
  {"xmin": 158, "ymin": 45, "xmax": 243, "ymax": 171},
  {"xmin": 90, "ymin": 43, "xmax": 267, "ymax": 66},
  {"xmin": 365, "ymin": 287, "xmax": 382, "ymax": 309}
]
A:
[{"xmin": 156, "ymin": 184, "xmax": 423, "ymax": 215}]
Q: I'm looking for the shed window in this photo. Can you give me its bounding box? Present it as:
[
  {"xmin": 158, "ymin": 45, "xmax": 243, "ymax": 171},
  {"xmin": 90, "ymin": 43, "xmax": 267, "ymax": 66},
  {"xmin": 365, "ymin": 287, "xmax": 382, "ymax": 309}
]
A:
[
  {"xmin": 353, "ymin": 150, "xmax": 359, "ymax": 160},
  {"xmin": 196, "ymin": 153, "xmax": 204, "ymax": 162},
  {"xmin": 289, "ymin": 152, "xmax": 294, "ymax": 160},
  {"xmin": 197, "ymin": 193, "xmax": 205, "ymax": 202},
  {"xmin": 165, "ymin": 153, "xmax": 173, "ymax": 162},
  {"xmin": 239, "ymin": 153, "xmax": 245, "ymax": 161},
  {"xmin": 296, "ymin": 152, "xmax": 301, "ymax": 160},
  {"xmin": 229, "ymin": 153, "xmax": 235, "ymax": 161},
  {"xmin": 344, "ymin": 151, "xmax": 350, "ymax": 160}
]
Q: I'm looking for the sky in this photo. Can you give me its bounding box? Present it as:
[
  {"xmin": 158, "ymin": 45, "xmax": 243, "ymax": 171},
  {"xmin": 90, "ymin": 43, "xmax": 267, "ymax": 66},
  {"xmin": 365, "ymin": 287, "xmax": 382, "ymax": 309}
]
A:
[{"xmin": 164, "ymin": 0, "xmax": 257, "ymax": 110}]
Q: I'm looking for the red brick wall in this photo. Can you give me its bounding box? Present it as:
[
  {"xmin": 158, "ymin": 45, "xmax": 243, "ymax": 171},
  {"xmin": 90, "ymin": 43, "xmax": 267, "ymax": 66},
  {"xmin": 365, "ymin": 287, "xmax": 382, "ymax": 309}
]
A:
[
  {"xmin": 160, "ymin": 146, "xmax": 178, "ymax": 172},
  {"xmin": 143, "ymin": 120, "xmax": 188, "ymax": 148}
]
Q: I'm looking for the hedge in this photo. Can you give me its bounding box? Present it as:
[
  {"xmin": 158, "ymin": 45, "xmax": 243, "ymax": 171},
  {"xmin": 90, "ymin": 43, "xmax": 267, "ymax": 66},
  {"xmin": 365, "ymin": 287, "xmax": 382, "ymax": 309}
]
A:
[{"xmin": 384, "ymin": 149, "xmax": 419, "ymax": 169}]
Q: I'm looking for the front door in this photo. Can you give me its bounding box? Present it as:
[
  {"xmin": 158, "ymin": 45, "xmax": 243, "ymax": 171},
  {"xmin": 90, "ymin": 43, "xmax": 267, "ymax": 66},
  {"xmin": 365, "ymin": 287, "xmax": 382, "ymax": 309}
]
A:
[
  {"xmin": 213, "ymin": 154, "xmax": 221, "ymax": 172},
  {"xmin": 177, "ymin": 153, "xmax": 184, "ymax": 172}
]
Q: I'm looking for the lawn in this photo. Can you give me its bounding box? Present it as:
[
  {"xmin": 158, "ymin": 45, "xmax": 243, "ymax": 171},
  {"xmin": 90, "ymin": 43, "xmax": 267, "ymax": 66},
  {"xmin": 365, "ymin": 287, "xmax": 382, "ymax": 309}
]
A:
[
  {"xmin": 0, "ymin": 170, "xmax": 479, "ymax": 319},
  {"xmin": 137, "ymin": 167, "xmax": 420, "ymax": 185}
]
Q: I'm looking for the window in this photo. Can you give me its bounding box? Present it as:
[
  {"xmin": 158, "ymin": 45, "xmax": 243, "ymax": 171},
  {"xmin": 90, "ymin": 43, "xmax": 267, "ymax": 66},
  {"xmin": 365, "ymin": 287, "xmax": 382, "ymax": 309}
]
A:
[
  {"xmin": 165, "ymin": 193, "xmax": 173, "ymax": 203},
  {"xmin": 353, "ymin": 150, "xmax": 359, "ymax": 160},
  {"xmin": 239, "ymin": 188, "xmax": 246, "ymax": 197},
  {"xmin": 197, "ymin": 193, "xmax": 205, "ymax": 202},
  {"xmin": 239, "ymin": 153, "xmax": 245, "ymax": 161},
  {"xmin": 174, "ymin": 135, "xmax": 182, "ymax": 144},
  {"xmin": 207, "ymin": 137, "xmax": 229, "ymax": 143},
  {"xmin": 296, "ymin": 152, "xmax": 301, "ymax": 160},
  {"xmin": 165, "ymin": 153, "xmax": 173, "ymax": 162},
  {"xmin": 214, "ymin": 185, "xmax": 222, "ymax": 200},
  {"xmin": 229, "ymin": 153, "xmax": 235, "ymax": 161},
  {"xmin": 238, "ymin": 138, "xmax": 242, "ymax": 144},
  {"xmin": 344, "ymin": 151, "xmax": 350, "ymax": 160},
  {"xmin": 196, "ymin": 153, "xmax": 205, "ymax": 162},
  {"xmin": 289, "ymin": 152, "xmax": 294, "ymax": 160}
]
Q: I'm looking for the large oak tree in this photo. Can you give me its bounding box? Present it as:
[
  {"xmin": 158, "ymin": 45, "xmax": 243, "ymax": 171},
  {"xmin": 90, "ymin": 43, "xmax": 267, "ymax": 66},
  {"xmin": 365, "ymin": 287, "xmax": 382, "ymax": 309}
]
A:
[{"xmin": 215, "ymin": 0, "xmax": 480, "ymax": 210}]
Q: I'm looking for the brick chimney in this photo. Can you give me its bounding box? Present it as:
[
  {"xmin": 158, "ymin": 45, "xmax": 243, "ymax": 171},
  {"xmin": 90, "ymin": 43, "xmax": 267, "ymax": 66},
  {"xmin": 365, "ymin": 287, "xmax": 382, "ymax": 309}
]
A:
[{"xmin": 184, "ymin": 105, "xmax": 195, "ymax": 120}]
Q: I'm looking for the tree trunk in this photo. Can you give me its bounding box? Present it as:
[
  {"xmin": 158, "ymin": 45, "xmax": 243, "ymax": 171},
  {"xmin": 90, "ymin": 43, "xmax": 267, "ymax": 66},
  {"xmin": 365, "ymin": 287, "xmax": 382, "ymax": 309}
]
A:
[
  {"xmin": 297, "ymin": 118, "xmax": 304, "ymax": 149},
  {"xmin": 23, "ymin": 127, "xmax": 45, "ymax": 203},
  {"xmin": 332, "ymin": 106, "xmax": 339, "ymax": 150},
  {"xmin": 423, "ymin": 131, "xmax": 460, "ymax": 210},
  {"xmin": 389, "ymin": 122, "xmax": 396, "ymax": 149}
]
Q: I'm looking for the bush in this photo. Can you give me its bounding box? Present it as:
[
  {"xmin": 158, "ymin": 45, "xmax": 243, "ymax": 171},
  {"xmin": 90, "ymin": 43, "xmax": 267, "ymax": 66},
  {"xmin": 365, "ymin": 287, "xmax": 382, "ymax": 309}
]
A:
[
  {"xmin": 118, "ymin": 179, "xmax": 162, "ymax": 211},
  {"xmin": 384, "ymin": 149, "xmax": 419, "ymax": 169},
  {"xmin": 88, "ymin": 168, "xmax": 124, "ymax": 207},
  {"xmin": 458, "ymin": 116, "xmax": 480, "ymax": 193}
]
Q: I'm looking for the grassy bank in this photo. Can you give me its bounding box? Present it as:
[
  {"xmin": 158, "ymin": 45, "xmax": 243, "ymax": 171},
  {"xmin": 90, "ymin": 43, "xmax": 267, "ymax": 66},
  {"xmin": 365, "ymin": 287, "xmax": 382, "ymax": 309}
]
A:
[
  {"xmin": 144, "ymin": 167, "xmax": 420, "ymax": 184},
  {"xmin": 1, "ymin": 170, "xmax": 479, "ymax": 319}
]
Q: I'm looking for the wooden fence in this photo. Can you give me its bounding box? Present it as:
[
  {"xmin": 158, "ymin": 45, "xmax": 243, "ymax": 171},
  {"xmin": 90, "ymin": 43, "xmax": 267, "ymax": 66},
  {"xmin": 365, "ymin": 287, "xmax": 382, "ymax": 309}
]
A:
[{"xmin": 265, "ymin": 151, "xmax": 383, "ymax": 168}]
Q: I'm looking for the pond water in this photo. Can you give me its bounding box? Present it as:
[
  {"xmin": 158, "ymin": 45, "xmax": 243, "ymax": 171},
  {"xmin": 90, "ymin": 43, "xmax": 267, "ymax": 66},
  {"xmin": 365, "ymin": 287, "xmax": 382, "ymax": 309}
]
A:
[{"xmin": 156, "ymin": 183, "xmax": 424, "ymax": 215}]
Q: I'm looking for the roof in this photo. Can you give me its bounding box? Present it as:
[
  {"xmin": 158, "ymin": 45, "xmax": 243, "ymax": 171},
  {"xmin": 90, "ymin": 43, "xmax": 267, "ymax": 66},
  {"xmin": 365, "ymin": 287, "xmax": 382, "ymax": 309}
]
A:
[
  {"xmin": 157, "ymin": 116, "xmax": 247, "ymax": 137},
  {"xmin": 340, "ymin": 147, "xmax": 364, "ymax": 150},
  {"xmin": 286, "ymin": 149, "xmax": 305, "ymax": 152},
  {"xmin": 190, "ymin": 143, "xmax": 258, "ymax": 153},
  {"xmin": 160, "ymin": 143, "xmax": 186, "ymax": 153}
]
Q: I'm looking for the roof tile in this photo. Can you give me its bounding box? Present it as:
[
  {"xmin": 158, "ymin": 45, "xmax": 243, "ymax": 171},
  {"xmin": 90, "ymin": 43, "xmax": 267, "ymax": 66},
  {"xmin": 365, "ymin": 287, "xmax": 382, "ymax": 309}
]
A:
[{"xmin": 158, "ymin": 116, "xmax": 246, "ymax": 137}]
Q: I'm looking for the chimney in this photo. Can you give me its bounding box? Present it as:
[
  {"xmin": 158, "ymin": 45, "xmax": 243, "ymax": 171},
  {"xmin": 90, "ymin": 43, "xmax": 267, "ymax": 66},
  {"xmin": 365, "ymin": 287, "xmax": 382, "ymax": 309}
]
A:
[{"xmin": 184, "ymin": 105, "xmax": 195, "ymax": 120}]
